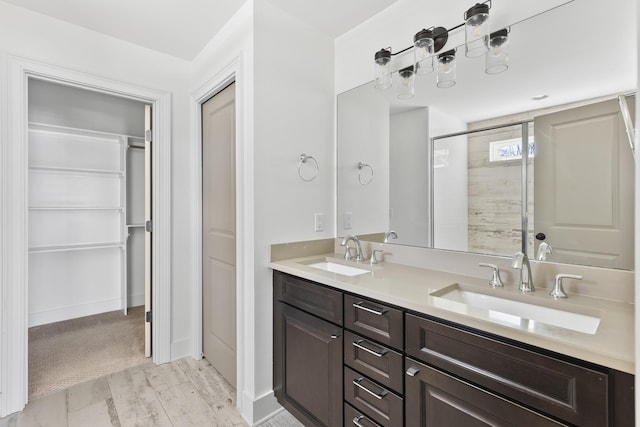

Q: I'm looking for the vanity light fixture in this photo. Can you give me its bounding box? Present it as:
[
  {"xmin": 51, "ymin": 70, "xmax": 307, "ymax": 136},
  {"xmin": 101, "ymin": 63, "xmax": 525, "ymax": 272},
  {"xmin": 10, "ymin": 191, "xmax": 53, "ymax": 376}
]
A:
[
  {"xmin": 374, "ymin": 48, "xmax": 393, "ymax": 89},
  {"xmin": 485, "ymin": 28, "xmax": 509, "ymax": 74},
  {"xmin": 413, "ymin": 27, "xmax": 448, "ymax": 75},
  {"xmin": 374, "ymin": 1, "xmax": 506, "ymax": 97},
  {"xmin": 397, "ymin": 65, "xmax": 416, "ymax": 99},
  {"xmin": 464, "ymin": 2, "xmax": 491, "ymax": 58},
  {"xmin": 437, "ymin": 50, "xmax": 457, "ymax": 88}
]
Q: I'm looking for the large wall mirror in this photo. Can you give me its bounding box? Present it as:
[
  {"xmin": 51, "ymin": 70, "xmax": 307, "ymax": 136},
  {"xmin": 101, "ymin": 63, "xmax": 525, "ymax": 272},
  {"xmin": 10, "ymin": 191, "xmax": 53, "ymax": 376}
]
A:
[{"xmin": 337, "ymin": 0, "xmax": 637, "ymax": 270}]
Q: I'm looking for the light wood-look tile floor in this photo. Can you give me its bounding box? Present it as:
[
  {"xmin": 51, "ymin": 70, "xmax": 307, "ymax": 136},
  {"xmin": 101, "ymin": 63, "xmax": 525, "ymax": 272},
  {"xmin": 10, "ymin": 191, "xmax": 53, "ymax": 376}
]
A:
[{"xmin": 0, "ymin": 358, "xmax": 303, "ymax": 427}]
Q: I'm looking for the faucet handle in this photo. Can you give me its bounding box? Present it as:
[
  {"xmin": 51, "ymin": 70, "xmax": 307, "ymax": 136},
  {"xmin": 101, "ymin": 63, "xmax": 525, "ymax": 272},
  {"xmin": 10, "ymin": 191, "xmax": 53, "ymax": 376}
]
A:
[
  {"xmin": 478, "ymin": 263, "xmax": 504, "ymax": 288},
  {"xmin": 550, "ymin": 274, "xmax": 582, "ymax": 299}
]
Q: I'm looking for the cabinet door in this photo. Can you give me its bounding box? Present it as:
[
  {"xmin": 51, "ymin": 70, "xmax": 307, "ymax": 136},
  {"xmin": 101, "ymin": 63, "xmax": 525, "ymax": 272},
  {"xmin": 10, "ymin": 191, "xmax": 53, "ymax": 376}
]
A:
[
  {"xmin": 274, "ymin": 302, "xmax": 343, "ymax": 427},
  {"xmin": 405, "ymin": 358, "xmax": 568, "ymax": 427}
]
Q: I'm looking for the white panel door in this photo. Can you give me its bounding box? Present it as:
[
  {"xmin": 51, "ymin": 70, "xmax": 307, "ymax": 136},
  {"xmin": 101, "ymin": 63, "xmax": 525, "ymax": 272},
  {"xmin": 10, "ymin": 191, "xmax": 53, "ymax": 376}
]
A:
[
  {"xmin": 202, "ymin": 83, "xmax": 236, "ymax": 386},
  {"xmin": 534, "ymin": 99, "xmax": 634, "ymax": 269}
]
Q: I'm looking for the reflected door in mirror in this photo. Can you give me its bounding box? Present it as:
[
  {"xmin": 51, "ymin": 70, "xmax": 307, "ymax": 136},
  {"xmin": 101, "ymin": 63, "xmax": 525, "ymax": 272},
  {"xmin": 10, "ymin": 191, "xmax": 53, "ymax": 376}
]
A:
[{"xmin": 534, "ymin": 99, "xmax": 634, "ymax": 269}]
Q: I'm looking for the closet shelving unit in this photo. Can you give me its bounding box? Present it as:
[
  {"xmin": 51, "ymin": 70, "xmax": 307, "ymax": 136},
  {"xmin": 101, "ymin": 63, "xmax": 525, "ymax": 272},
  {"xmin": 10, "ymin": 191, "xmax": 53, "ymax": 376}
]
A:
[{"xmin": 27, "ymin": 122, "xmax": 138, "ymax": 326}]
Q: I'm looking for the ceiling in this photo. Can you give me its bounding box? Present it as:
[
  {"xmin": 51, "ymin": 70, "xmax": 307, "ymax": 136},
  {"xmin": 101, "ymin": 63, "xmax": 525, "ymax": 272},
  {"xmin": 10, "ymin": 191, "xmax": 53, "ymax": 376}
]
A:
[{"xmin": 1, "ymin": 0, "xmax": 399, "ymax": 60}]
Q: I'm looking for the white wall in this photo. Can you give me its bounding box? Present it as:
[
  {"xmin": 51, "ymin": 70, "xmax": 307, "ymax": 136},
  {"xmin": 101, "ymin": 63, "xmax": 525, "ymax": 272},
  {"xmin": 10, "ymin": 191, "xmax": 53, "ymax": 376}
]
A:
[
  {"xmin": 337, "ymin": 84, "xmax": 389, "ymax": 236},
  {"xmin": 253, "ymin": 0, "xmax": 335, "ymax": 418},
  {"xmin": 389, "ymin": 108, "xmax": 429, "ymax": 246}
]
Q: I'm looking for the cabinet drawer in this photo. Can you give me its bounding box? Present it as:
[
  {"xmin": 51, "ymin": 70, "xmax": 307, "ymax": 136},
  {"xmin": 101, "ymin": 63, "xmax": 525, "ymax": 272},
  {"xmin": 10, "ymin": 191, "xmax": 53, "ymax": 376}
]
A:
[
  {"xmin": 344, "ymin": 294, "xmax": 403, "ymax": 349},
  {"xmin": 405, "ymin": 358, "xmax": 568, "ymax": 427},
  {"xmin": 344, "ymin": 367, "xmax": 403, "ymax": 427},
  {"xmin": 274, "ymin": 271, "xmax": 343, "ymax": 325},
  {"xmin": 406, "ymin": 314, "xmax": 608, "ymax": 426},
  {"xmin": 344, "ymin": 403, "xmax": 382, "ymax": 427},
  {"xmin": 344, "ymin": 330, "xmax": 403, "ymax": 394}
]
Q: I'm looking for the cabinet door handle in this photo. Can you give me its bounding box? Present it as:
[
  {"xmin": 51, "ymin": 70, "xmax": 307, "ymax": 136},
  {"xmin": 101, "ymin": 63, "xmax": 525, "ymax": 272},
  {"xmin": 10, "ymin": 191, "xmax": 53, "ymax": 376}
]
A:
[
  {"xmin": 353, "ymin": 377, "xmax": 388, "ymax": 400},
  {"xmin": 353, "ymin": 339, "xmax": 388, "ymax": 358},
  {"xmin": 352, "ymin": 301, "xmax": 388, "ymax": 316},
  {"xmin": 352, "ymin": 415, "xmax": 367, "ymax": 427},
  {"xmin": 406, "ymin": 366, "xmax": 420, "ymax": 377}
]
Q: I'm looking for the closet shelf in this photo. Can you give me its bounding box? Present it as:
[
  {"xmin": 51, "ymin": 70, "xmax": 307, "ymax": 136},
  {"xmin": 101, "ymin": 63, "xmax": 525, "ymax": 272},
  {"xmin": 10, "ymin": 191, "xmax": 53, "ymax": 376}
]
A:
[
  {"xmin": 29, "ymin": 206, "xmax": 124, "ymax": 211},
  {"xmin": 126, "ymin": 224, "xmax": 145, "ymax": 228},
  {"xmin": 29, "ymin": 122, "xmax": 140, "ymax": 142},
  {"xmin": 29, "ymin": 165, "xmax": 124, "ymax": 176},
  {"xmin": 28, "ymin": 241, "xmax": 125, "ymax": 254}
]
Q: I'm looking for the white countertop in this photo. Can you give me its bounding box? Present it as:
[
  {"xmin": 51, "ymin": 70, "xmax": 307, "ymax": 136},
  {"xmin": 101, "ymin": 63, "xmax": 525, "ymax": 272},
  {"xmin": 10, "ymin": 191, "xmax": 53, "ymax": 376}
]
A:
[{"xmin": 270, "ymin": 254, "xmax": 635, "ymax": 374}]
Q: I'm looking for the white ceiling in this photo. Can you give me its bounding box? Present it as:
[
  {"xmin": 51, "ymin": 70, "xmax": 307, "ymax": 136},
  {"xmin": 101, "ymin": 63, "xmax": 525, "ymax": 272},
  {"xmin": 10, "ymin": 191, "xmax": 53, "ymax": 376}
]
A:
[{"xmin": 1, "ymin": 0, "xmax": 399, "ymax": 60}]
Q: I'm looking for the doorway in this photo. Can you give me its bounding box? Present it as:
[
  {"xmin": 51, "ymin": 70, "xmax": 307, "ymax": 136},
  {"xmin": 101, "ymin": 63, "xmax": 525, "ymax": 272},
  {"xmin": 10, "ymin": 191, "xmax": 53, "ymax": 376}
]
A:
[
  {"xmin": 1, "ymin": 55, "xmax": 172, "ymax": 417},
  {"xmin": 201, "ymin": 82, "xmax": 237, "ymax": 387},
  {"xmin": 26, "ymin": 78, "xmax": 152, "ymax": 398}
]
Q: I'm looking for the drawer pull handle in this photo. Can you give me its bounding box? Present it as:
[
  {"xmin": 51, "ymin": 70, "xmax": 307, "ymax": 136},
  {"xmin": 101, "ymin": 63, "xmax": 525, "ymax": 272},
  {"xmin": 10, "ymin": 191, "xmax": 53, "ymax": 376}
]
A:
[
  {"xmin": 353, "ymin": 415, "xmax": 366, "ymax": 427},
  {"xmin": 406, "ymin": 366, "xmax": 420, "ymax": 377},
  {"xmin": 353, "ymin": 339, "xmax": 388, "ymax": 358},
  {"xmin": 330, "ymin": 334, "xmax": 340, "ymax": 339},
  {"xmin": 353, "ymin": 301, "xmax": 388, "ymax": 316},
  {"xmin": 353, "ymin": 377, "xmax": 388, "ymax": 400}
]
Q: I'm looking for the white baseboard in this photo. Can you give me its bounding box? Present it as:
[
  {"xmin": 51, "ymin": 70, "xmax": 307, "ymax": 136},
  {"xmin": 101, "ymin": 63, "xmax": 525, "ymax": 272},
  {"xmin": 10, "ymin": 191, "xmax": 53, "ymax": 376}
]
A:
[
  {"xmin": 170, "ymin": 337, "xmax": 192, "ymax": 360},
  {"xmin": 241, "ymin": 390, "xmax": 282, "ymax": 426},
  {"xmin": 28, "ymin": 298, "xmax": 121, "ymax": 327}
]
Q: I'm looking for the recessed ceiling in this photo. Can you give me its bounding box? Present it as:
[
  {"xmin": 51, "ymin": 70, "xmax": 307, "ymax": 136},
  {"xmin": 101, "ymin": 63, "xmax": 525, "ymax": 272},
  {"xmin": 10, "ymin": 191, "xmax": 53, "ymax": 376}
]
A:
[{"xmin": 1, "ymin": 0, "xmax": 399, "ymax": 60}]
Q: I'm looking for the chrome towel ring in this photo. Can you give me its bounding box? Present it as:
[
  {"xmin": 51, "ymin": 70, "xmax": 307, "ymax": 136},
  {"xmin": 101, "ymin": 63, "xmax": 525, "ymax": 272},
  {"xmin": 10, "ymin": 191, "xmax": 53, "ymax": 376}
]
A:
[
  {"xmin": 358, "ymin": 162, "xmax": 373, "ymax": 185},
  {"xmin": 298, "ymin": 154, "xmax": 319, "ymax": 182}
]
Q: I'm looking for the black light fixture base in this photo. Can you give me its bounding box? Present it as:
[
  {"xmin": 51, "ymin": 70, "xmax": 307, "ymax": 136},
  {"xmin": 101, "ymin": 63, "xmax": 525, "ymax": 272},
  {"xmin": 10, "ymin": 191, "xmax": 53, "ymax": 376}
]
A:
[{"xmin": 432, "ymin": 27, "xmax": 449, "ymax": 53}]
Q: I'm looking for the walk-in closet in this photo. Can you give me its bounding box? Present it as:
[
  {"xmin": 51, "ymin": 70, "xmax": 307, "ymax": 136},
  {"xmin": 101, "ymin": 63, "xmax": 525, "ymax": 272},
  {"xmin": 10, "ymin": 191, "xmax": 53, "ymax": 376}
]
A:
[{"xmin": 27, "ymin": 78, "xmax": 150, "ymax": 398}]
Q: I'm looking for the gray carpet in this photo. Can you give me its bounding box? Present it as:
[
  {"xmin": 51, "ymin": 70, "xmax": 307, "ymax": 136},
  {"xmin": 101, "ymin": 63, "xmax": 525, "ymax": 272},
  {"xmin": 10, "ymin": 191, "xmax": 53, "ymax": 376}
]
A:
[{"xmin": 28, "ymin": 305, "xmax": 149, "ymax": 399}]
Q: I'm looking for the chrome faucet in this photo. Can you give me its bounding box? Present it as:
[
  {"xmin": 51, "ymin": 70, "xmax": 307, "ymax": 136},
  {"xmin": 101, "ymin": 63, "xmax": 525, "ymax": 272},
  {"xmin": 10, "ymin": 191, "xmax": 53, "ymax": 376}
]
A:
[
  {"xmin": 536, "ymin": 242, "xmax": 553, "ymax": 261},
  {"xmin": 512, "ymin": 252, "xmax": 535, "ymax": 293},
  {"xmin": 384, "ymin": 230, "xmax": 398, "ymax": 243},
  {"xmin": 341, "ymin": 235, "xmax": 365, "ymax": 261}
]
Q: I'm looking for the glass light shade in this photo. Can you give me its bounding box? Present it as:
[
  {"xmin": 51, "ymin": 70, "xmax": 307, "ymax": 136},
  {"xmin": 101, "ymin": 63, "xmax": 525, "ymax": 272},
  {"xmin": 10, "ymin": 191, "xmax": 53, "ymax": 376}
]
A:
[
  {"xmin": 414, "ymin": 29, "xmax": 435, "ymax": 75},
  {"xmin": 486, "ymin": 29, "xmax": 509, "ymax": 74},
  {"xmin": 464, "ymin": 3, "xmax": 490, "ymax": 58},
  {"xmin": 374, "ymin": 48, "xmax": 392, "ymax": 89},
  {"xmin": 437, "ymin": 50, "xmax": 456, "ymax": 88},
  {"xmin": 397, "ymin": 67, "xmax": 415, "ymax": 99}
]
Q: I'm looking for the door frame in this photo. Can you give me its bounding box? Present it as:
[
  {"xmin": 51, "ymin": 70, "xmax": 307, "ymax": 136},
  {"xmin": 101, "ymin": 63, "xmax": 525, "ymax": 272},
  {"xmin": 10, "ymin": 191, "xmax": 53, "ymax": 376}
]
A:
[
  {"xmin": 0, "ymin": 54, "xmax": 172, "ymax": 416},
  {"xmin": 190, "ymin": 56, "xmax": 247, "ymax": 412}
]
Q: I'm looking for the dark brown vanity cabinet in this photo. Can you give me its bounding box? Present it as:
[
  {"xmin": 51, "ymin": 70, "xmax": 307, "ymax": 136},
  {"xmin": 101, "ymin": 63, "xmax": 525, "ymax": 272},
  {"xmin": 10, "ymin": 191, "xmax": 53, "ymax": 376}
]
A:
[
  {"xmin": 273, "ymin": 271, "xmax": 634, "ymax": 427},
  {"xmin": 274, "ymin": 272, "xmax": 343, "ymax": 427}
]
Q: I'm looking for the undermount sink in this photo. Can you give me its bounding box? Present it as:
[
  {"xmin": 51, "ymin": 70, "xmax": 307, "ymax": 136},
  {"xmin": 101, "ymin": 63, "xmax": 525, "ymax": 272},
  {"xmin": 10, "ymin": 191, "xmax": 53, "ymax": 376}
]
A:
[
  {"xmin": 300, "ymin": 257, "xmax": 372, "ymax": 277},
  {"xmin": 430, "ymin": 283, "xmax": 601, "ymax": 335}
]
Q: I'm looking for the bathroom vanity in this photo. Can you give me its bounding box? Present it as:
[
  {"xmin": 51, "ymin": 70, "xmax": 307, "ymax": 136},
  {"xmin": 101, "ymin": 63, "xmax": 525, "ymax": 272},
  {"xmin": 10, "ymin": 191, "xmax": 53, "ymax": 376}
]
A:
[{"xmin": 271, "ymin": 255, "xmax": 634, "ymax": 427}]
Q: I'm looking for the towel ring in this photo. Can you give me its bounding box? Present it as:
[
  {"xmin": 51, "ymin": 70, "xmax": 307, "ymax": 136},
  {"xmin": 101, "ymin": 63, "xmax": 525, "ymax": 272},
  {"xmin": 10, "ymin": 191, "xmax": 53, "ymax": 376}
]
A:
[
  {"xmin": 358, "ymin": 162, "xmax": 374, "ymax": 185},
  {"xmin": 298, "ymin": 154, "xmax": 319, "ymax": 182}
]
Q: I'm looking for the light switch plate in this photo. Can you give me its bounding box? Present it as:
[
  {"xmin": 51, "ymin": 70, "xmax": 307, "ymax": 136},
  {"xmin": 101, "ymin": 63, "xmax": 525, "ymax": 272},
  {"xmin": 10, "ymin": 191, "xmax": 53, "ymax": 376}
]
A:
[
  {"xmin": 344, "ymin": 212, "xmax": 352, "ymax": 229},
  {"xmin": 314, "ymin": 213, "xmax": 324, "ymax": 232}
]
